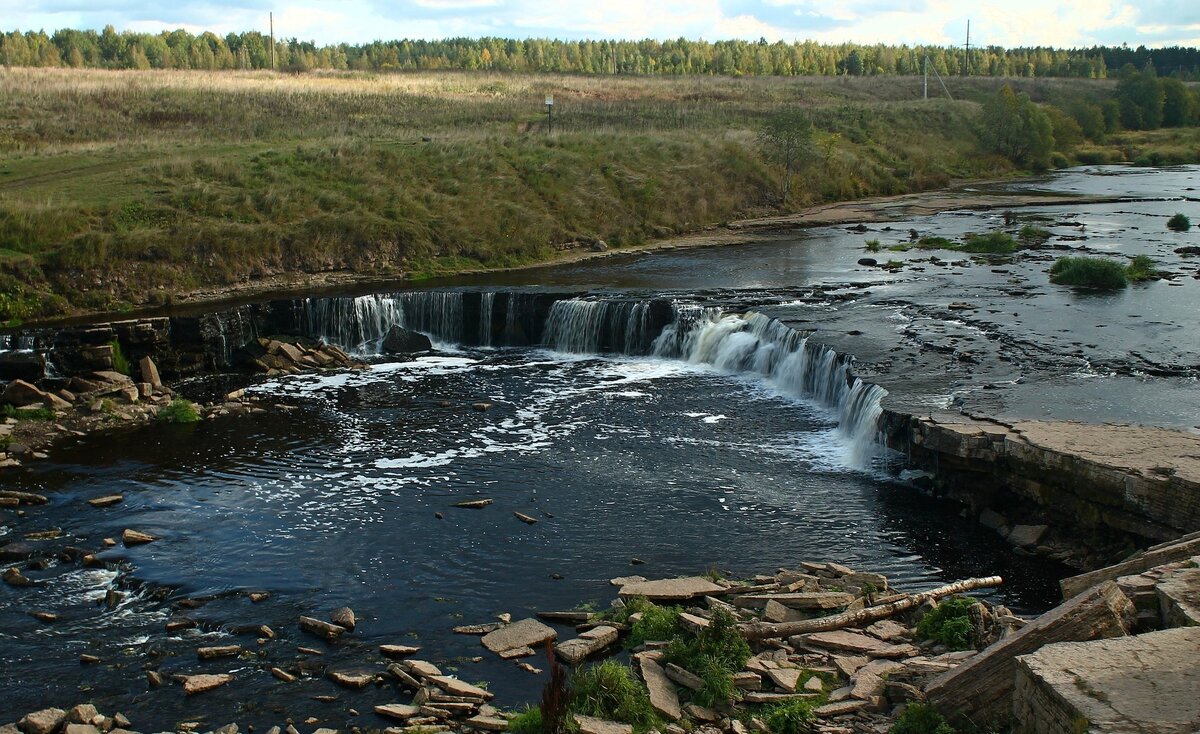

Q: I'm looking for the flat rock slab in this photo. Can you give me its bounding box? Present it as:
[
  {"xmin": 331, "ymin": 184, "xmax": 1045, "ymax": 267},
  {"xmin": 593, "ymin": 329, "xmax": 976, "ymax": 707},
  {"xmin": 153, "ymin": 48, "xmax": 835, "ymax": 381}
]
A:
[
  {"xmin": 375, "ymin": 704, "xmax": 421, "ymax": 721},
  {"xmin": 182, "ymin": 673, "xmax": 233, "ymax": 695},
  {"xmin": 429, "ymin": 675, "xmax": 494, "ymax": 700},
  {"xmin": 574, "ymin": 716, "xmax": 632, "ymax": 734},
  {"xmin": 802, "ymin": 630, "xmax": 912, "ymax": 657},
  {"xmin": 1014, "ymin": 626, "xmax": 1200, "ymax": 734},
  {"xmin": 481, "ymin": 618, "xmax": 556, "ymax": 653},
  {"xmin": 1157, "ymin": 567, "xmax": 1200, "ymax": 627},
  {"xmin": 619, "ymin": 577, "xmax": 725, "ymax": 601},
  {"xmin": 638, "ymin": 657, "xmax": 681, "ymax": 720},
  {"xmin": 556, "ymin": 625, "xmax": 619, "ymax": 665},
  {"xmin": 380, "ymin": 644, "xmax": 420, "ymax": 658}
]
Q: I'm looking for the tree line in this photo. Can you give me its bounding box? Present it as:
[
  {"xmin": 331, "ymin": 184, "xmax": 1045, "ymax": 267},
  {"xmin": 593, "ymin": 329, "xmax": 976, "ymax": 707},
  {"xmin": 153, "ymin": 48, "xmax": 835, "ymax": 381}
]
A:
[{"xmin": 3, "ymin": 26, "xmax": 1200, "ymax": 79}]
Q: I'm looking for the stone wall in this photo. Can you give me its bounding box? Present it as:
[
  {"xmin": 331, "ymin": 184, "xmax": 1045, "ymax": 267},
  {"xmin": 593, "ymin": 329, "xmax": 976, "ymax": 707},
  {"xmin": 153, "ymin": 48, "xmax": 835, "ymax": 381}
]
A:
[{"xmin": 881, "ymin": 412, "xmax": 1200, "ymax": 568}]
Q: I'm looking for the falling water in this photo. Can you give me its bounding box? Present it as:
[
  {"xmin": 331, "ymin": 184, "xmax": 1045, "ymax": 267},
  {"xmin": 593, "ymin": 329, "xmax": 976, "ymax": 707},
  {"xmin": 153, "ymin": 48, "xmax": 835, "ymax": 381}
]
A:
[
  {"xmin": 652, "ymin": 309, "xmax": 887, "ymax": 466},
  {"xmin": 542, "ymin": 298, "xmax": 658, "ymax": 354}
]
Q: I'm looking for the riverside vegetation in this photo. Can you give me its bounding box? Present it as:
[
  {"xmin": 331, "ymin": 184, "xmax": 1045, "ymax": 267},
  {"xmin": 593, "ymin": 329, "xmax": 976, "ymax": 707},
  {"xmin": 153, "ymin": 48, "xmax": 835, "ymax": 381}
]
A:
[{"xmin": 1, "ymin": 65, "xmax": 1199, "ymax": 325}]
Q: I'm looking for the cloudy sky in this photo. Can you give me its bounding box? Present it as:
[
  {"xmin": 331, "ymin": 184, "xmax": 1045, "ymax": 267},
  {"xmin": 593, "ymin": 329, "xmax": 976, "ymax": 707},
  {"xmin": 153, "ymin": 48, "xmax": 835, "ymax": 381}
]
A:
[{"xmin": 3, "ymin": 0, "xmax": 1197, "ymax": 48}]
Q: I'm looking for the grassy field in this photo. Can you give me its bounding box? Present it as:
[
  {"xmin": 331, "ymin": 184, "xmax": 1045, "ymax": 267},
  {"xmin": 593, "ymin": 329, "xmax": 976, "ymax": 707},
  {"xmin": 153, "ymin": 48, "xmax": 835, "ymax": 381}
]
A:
[{"xmin": 0, "ymin": 68, "xmax": 1196, "ymax": 323}]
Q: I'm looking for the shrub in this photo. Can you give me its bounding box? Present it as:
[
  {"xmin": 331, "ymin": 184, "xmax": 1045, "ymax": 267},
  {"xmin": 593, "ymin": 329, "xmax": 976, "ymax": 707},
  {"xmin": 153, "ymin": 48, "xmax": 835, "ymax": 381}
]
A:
[
  {"xmin": 864, "ymin": 239, "xmax": 881, "ymax": 252},
  {"xmin": 628, "ymin": 604, "xmax": 682, "ymax": 649},
  {"xmin": 1168, "ymin": 213, "xmax": 1191, "ymax": 232},
  {"xmin": 664, "ymin": 607, "xmax": 751, "ymax": 707},
  {"xmin": 571, "ymin": 660, "xmax": 659, "ymax": 731},
  {"xmin": 889, "ymin": 704, "xmax": 956, "ymax": 734},
  {"xmin": 1126, "ymin": 255, "xmax": 1157, "ymax": 282},
  {"xmin": 763, "ymin": 698, "xmax": 818, "ymax": 734},
  {"xmin": 960, "ymin": 231, "xmax": 1016, "ymax": 254},
  {"xmin": 915, "ymin": 236, "xmax": 955, "ymax": 250},
  {"xmin": 507, "ymin": 708, "xmax": 543, "ymax": 734},
  {"xmin": 915, "ymin": 596, "xmax": 976, "ymax": 651},
  {"xmin": 109, "ymin": 339, "xmax": 131, "ymax": 375},
  {"xmin": 1049, "ymin": 256, "xmax": 1129, "ymax": 289},
  {"xmin": 1018, "ymin": 223, "xmax": 1051, "ymax": 244},
  {"xmin": 158, "ymin": 398, "xmax": 201, "ymax": 424}
]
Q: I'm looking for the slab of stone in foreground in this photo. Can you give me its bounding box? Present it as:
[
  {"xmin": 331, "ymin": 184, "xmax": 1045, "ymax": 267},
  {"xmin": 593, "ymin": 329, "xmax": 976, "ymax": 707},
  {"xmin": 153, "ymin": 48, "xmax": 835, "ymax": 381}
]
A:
[
  {"xmin": 618, "ymin": 577, "xmax": 724, "ymax": 601},
  {"xmin": 1156, "ymin": 567, "xmax": 1200, "ymax": 627},
  {"xmin": 480, "ymin": 618, "xmax": 556, "ymax": 653},
  {"xmin": 1013, "ymin": 626, "xmax": 1200, "ymax": 734}
]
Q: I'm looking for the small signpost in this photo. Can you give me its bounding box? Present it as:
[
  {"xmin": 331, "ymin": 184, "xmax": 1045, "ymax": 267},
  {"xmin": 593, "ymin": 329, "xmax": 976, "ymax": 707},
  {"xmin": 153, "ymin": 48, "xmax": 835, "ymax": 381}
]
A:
[{"xmin": 545, "ymin": 94, "xmax": 554, "ymax": 133}]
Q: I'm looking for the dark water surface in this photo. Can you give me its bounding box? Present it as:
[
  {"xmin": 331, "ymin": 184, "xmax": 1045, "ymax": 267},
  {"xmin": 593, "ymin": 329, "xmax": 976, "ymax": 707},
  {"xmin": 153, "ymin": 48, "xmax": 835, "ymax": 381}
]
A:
[
  {"xmin": 0, "ymin": 349, "xmax": 1065, "ymax": 726},
  {"xmin": 4, "ymin": 165, "xmax": 1198, "ymax": 726}
]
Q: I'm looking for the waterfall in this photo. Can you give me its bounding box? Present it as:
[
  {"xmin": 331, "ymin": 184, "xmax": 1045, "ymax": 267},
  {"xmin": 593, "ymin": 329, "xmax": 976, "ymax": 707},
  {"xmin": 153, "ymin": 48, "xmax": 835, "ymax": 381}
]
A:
[
  {"xmin": 0, "ymin": 333, "xmax": 38, "ymax": 352},
  {"xmin": 652, "ymin": 309, "xmax": 886, "ymax": 466},
  {"xmin": 304, "ymin": 294, "xmax": 404, "ymax": 352},
  {"xmin": 479, "ymin": 292, "xmax": 496, "ymax": 347},
  {"xmin": 543, "ymin": 299, "xmax": 657, "ymax": 354},
  {"xmin": 295, "ymin": 290, "xmax": 886, "ymax": 465}
]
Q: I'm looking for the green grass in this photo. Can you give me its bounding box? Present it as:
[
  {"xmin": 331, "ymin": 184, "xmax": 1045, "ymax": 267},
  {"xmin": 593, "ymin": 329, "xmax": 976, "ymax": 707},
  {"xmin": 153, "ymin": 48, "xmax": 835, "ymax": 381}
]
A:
[
  {"xmin": 762, "ymin": 698, "xmax": 819, "ymax": 734},
  {"xmin": 1, "ymin": 69, "xmax": 1195, "ymax": 322},
  {"xmin": 109, "ymin": 339, "xmax": 131, "ymax": 375},
  {"xmin": 3, "ymin": 404, "xmax": 54, "ymax": 420},
  {"xmin": 1049, "ymin": 256, "xmax": 1131, "ymax": 289},
  {"xmin": 1126, "ymin": 254, "xmax": 1157, "ymax": 282},
  {"xmin": 1168, "ymin": 213, "xmax": 1191, "ymax": 232},
  {"xmin": 864, "ymin": 238, "xmax": 882, "ymax": 252},
  {"xmin": 0, "ymin": 68, "xmax": 1065, "ymax": 322},
  {"xmin": 889, "ymin": 704, "xmax": 956, "ymax": 734},
  {"xmin": 915, "ymin": 596, "xmax": 977, "ymax": 651},
  {"xmin": 959, "ymin": 231, "xmax": 1017, "ymax": 254},
  {"xmin": 571, "ymin": 660, "xmax": 660, "ymax": 733},
  {"xmin": 507, "ymin": 707, "xmax": 543, "ymax": 734},
  {"xmin": 157, "ymin": 398, "xmax": 201, "ymax": 424}
]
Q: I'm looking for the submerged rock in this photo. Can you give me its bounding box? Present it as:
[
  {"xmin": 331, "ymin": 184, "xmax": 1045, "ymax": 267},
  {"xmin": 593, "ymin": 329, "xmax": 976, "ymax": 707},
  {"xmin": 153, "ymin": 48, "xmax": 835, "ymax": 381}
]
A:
[{"xmin": 381, "ymin": 326, "xmax": 432, "ymax": 355}]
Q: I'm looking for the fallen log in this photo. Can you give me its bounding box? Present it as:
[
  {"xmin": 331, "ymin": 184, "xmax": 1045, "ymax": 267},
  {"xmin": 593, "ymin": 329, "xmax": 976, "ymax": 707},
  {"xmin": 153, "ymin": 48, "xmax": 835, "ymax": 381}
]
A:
[
  {"xmin": 925, "ymin": 581, "xmax": 1135, "ymax": 727},
  {"xmin": 740, "ymin": 576, "xmax": 1002, "ymax": 640}
]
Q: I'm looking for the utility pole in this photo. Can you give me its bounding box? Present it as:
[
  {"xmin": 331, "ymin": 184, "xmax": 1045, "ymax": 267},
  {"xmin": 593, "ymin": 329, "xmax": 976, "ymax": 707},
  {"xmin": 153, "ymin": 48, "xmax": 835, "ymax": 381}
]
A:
[
  {"xmin": 270, "ymin": 12, "xmax": 276, "ymax": 71},
  {"xmin": 923, "ymin": 56, "xmax": 928, "ymax": 99},
  {"xmin": 964, "ymin": 19, "xmax": 970, "ymax": 76},
  {"xmin": 545, "ymin": 94, "xmax": 554, "ymax": 133}
]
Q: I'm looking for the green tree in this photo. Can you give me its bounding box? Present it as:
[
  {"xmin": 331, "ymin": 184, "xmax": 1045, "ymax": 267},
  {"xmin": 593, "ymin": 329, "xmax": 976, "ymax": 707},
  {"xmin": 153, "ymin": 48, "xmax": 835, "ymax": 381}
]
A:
[
  {"xmin": 1116, "ymin": 64, "xmax": 1165, "ymax": 130},
  {"xmin": 758, "ymin": 108, "xmax": 816, "ymax": 205},
  {"xmin": 1161, "ymin": 77, "xmax": 1197, "ymax": 127},
  {"xmin": 979, "ymin": 85, "xmax": 1055, "ymax": 168}
]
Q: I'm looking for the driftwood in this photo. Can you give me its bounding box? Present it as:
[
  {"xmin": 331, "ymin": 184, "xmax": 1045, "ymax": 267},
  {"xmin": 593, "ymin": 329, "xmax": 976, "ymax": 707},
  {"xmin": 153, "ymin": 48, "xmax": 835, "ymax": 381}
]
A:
[
  {"xmin": 925, "ymin": 580, "xmax": 1135, "ymax": 727},
  {"xmin": 740, "ymin": 576, "xmax": 1003, "ymax": 640}
]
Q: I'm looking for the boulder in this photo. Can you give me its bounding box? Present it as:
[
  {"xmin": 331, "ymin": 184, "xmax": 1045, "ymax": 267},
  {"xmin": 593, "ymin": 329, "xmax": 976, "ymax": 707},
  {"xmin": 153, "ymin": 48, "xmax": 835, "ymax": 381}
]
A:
[
  {"xmin": 480, "ymin": 618, "xmax": 556, "ymax": 654},
  {"xmin": 331, "ymin": 606, "xmax": 356, "ymax": 631},
  {"xmin": 0, "ymin": 352, "xmax": 46, "ymax": 382},
  {"xmin": 138, "ymin": 357, "xmax": 162, "ymax": 388},
  {"xmin": 1007, "ymin": 524, "xmax": 1049, "ymax": 548},
  {"xmin": 2, "ymin": 380, "xmax": 47, "ymax": 407},
  {"xmin": 3, "ymin": 567, "xmax": 34, "ymax": 587},
  {"xmin": 18, "ymin": 709, "xmax": 66, "ymax": 734},
  {"xmin": 382, "ymin": 327, "xmax": 432, "ymax": 355}
]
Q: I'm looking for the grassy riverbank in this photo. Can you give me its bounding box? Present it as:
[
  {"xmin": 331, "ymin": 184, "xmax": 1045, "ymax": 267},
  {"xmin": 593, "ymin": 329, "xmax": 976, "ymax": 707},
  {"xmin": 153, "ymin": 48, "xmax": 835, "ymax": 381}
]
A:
[{"xmin": 1, "ymin": 68, "xmax": 1197, "ymax": 324}]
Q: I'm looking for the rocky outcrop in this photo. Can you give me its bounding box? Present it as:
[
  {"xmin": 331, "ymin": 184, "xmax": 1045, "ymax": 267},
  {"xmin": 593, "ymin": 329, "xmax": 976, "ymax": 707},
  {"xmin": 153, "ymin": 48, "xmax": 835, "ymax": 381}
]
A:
[{"xmin": 1013, "ymin": 627, "xmax": 1200, "ymax": 734}]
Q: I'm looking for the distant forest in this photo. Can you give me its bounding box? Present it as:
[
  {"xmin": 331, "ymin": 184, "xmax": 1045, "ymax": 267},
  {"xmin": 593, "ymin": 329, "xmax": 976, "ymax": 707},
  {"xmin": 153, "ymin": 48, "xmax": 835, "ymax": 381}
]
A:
[{"xmin": 3, "ymin": 26, "xmax": 1200, "ymax": 79}]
